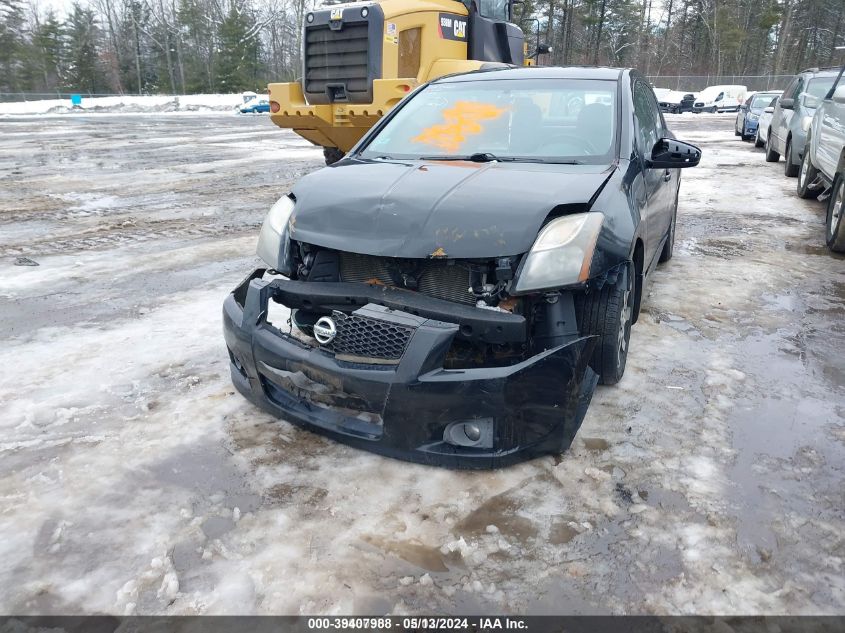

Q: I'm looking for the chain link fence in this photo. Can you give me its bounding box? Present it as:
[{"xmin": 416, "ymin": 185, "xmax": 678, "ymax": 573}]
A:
[
  {"xmin": 645, "ymin": 75, "xmax": 794, "ymax": 92},
  {"xmin": 0, "ymin": 92, "xmax": 153, "ymax": 103}
]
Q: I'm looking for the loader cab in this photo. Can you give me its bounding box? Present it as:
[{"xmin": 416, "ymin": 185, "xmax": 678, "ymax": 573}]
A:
[{"xmin": 467, "ymin": 0, "xmax": 524, "ymax": 65}]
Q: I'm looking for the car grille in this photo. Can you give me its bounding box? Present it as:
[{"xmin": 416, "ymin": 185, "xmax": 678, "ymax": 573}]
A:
[
  {"xmin": 330, "ymin": 310, "xmax": 414, "ymax": 363},
  {"xmin": 338, "ymin": 252, "xmax": 475, "ymax": 305},
  {"xmin": 304, "ymin": 23, "xmax": 370, "ymax": 100}
]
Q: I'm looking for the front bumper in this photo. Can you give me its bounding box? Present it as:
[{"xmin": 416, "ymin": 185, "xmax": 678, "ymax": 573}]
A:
[
  {"xmin": 223, "ymin": 271, "xmax": 598, "ymax": 469},
  {"xmin": 743, "ymin": 119, "xmax": 759, "ymax": 136}
]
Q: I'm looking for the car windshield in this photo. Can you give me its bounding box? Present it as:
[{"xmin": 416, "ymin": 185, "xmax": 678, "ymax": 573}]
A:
[
  {"xmin": 360, "ymin": 78, "xmax": 617, "ymax": 164},
  {"xmin": 751, "ymin": 94, "xmax": 778, "ymax": 109}
]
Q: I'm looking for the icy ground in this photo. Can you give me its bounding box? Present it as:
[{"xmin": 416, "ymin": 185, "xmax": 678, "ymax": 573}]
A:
[
  {"xmin": 0, "ymin": 114, "xmax": 843, "ymax": 615},
  {"xmin": 0, "ymin": 94, "xmax": 248, "ymax": 116}
]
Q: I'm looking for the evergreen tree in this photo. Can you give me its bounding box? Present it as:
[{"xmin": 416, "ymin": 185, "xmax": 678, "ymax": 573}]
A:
[
  {"xmin": 216, "ymin": 3, "xmax": 260, "ymax": 92},
  {"xmin": 0, "ymin": 0, "xmax": 27, "ymax": 91},
  {"xmin": 64, "ymin": 3, "xmax": 100, "ymax": 93}
]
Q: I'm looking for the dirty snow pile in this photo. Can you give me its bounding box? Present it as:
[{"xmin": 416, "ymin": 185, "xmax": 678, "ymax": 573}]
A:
[{"xmin": 0, "ymin": 94, "xmax": 246, "ymax": 116}]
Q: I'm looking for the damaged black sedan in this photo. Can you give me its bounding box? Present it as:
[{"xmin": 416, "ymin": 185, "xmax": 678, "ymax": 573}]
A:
[{"xmin": 223, "ymin": 67, "xmax": 701, "ymax": 468}]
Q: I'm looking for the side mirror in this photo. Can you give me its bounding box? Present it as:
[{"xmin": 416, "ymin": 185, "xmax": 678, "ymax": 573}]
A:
[
  {"xmin": 649, "ymin": 138, "xmax": 701, "ymax": 169},
  {"xmin": 780, "ymin": 97, "xmax": 794, "ymax": 110},
  {"xmin": 764, "ymin": 106, "xmax": 775, "ymax": 113},
  {"xmin": 833, "ymin": 85, "xmax": 845, "ymax": 104},
  {"xmin": 740, "ymin": 104, "xmax": 748, "ymax": 111},
  {"xmin": 537, "ymin": 43, "xmax": 551, "ymax": 54}
]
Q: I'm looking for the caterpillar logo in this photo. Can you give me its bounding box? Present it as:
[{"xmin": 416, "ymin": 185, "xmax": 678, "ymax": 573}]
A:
[
  {"xmin": 330, "ymin": 8, "xmax": 343, "ymax": 20},
  {"xmin": 438, "ymin": 13, "xmax": 468, "ymax": 41}
]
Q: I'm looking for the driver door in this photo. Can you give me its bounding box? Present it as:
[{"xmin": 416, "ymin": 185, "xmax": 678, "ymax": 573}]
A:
[{"xmin": 633, "ymin": 79, "xmax": 674, "ymax": 269}]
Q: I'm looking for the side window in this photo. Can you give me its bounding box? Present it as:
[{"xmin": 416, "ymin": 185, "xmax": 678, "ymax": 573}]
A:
[
  {"xmin": 633, "ymin": 81, "xmax": 661, "ymax": 155},
  {"xmin": 478, "ymin": 0, "xmax": 509, "ymax": 21},
  {"xmin": 791, "ymin": 78, "xmax": 804, "ymax": 100},
  {"xmin": 782, "ymin": 79, "xmax": 798, "ymax": 103},
  {"xmin": 715, "ymin": 92, "xmax": 724, "ymax": 102}
]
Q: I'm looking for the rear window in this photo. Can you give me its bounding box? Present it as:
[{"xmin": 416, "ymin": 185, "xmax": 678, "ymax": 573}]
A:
[{"xmin": 360, "ymin": 78, "xmax": 618, "ymax": 164}]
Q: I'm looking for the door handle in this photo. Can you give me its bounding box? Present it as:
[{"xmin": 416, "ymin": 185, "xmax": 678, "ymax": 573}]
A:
[{"xmin": 663, "ymin": 170, "xmax": 672, "ymax": 182}]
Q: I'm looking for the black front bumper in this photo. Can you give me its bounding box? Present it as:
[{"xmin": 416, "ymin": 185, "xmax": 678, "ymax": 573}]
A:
[{"xmin": 223, "ymin": 270, "xmax": 598, "ymax": 469}]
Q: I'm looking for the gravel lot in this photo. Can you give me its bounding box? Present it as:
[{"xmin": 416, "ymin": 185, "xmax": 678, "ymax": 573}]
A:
[{"xmin": 0, "ymin": 113, "xmax": 843, "ymax": 615}]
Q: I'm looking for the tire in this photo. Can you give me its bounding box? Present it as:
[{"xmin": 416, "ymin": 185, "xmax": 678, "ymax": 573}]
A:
[
  {"xmin": 323, "ymin": 147, "xmax": 345, "ymax": 165},
  {"xmin": 784, "ymin": 140, "xmax": 799, "ymax": 177},
  {"xmin": 741, "ymin": 134, "xmax": 752, "ymax": 142},
  {"xmin": 710, "ymin": 106, "xmax": 717, "ymax": 113},
  {"xmin": 765, "ymin": 132, "xmax": 780, "ymax": 162},
  {"xmin": 797, "ymin": 149, "xmax": 820, "ymax": 199},
  {"xmin": 574, "ymin": 267, "xmax": 634, "ymax": 386},
  {"xmin": 754, "ymin": 129, "xmax": 764, "ymax": 148},
  {"xmin": 659, "ymin": 199, "xmax": 677, "ymax": 263},
  {"xmin": 826, "ymin": 173, "xmax": 845, "ymax": 253},
  {"xmin": 734, "ymin": 123, "xmax": 742, "ymax": 137}
]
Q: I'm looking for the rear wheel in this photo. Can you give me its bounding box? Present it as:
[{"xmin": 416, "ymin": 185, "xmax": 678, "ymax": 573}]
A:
[
  {"xmin": 323, "ymin": 147, "xmax": 345, "ymax": 165},
  {"xmin": 765, "ymin": 132, "xmax": 780, "ymax": 162},
  {"xmin": 575, "ymin": 267, "xmax": 633, "ymax": 386},
  {"xmin": 797, "ymin": 149, "xmax": 820, "ymax": 199},
  {"xmin": 826, "ymin": 173, "xmax": 845, "ymax": 253},
  {"xmin": 784, "ymin": 140, "xmax": 799, "ymax": 177}
]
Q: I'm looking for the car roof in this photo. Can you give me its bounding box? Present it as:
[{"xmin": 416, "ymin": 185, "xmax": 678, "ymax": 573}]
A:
[
  {"xmin": 799, "ymin": 68, "xmax": 841, "ymax": 78},
  {"xmin": 432, "ymin": 66, "xmax": 627, "ymax": 84}
]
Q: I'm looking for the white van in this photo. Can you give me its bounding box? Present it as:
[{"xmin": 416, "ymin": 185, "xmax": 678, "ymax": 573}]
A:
[{"xmin": 693, "ymin": 85, "xmax": 748, "ymax": 113}]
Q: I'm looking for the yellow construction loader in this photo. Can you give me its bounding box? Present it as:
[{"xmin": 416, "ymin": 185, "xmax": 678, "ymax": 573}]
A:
[{"xmin": 268, "ymin": 0, "xmax": 527, "ymax": 164}]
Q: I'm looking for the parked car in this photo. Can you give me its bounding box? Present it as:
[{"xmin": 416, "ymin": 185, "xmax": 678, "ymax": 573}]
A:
[
  {"xmin": 240, "ymin": 99, "xmax": 271, "ymax": 114},
  {"xmin": 659, "ymin": 90, "xmax": 697, "ymax": 113},
  {"xmin": 797, "ymin": 64, "xmax": 845, "ymax": 251},
  {"xmin": 765, "ymin": 67, "xmax": 840, "ymax": 176},
  {"xmin": 222, "ymin": 67, "xmax": 701, "ymax": 468},
  {"xmin": 693, "ymin": 85, "xmax": 747, "ymax": 112},
  {"xmin": 735, "ymin": 91, "xmax": 782, "ymax": 141},
  {"xmin": 754, "ymin": 97, "xmax": 779, "ymax": 148}
]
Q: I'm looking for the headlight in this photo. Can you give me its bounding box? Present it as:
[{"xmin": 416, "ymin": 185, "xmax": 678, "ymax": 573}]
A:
[
  {"xmin": 747, "ymin": 112, "xmax": 759, "ymax": 121},
  {"xmin": 256, "ymin": 195, "xmax": 296, "ymax": 274},
  {"xmin": 801, "ymin": 116, "xmax": 813, "ymax": 133},
  {"xmin": 512, "ymin": 212, "xmax": 604, "ymax": 294}
]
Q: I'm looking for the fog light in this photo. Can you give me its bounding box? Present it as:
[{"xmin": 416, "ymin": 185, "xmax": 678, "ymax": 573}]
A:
[{"xmin": 444, "ymin": 419, "xmax": 494, "ymax": 448}]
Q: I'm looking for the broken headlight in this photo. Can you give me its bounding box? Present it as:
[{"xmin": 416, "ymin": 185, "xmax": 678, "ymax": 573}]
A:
[
  {"xmin": 256, "ymin": 194, "xmax": 295, "ymax": 275},
  {"xmin": 511, "ymin": 212, "xmax": 604, "ymax": 294}
]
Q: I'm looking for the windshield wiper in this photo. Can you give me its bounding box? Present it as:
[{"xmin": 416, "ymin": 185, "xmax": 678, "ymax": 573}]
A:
[
  {"xmin": 419, "ymin": 154, "xmax": 582, "ymax": 165},
  {"xmin": 419, "ymin": 152, "xmax": 500, "ymax": 162}
]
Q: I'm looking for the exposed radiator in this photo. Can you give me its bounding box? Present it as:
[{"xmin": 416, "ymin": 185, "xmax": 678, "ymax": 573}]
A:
[{"xmin": 338, "ymin": 252, "xmax": 475, "ymax": 305}]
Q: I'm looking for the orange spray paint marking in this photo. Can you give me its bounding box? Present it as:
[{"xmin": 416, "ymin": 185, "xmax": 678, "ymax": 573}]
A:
[{"xmin": 412, "ymin": 101, "xmax": 508, "ymax": 153}]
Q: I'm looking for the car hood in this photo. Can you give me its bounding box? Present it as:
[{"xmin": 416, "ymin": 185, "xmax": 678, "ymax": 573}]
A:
[{"xmin": 289, "ymin": 159, "xmax": 614, "ymax": 258}]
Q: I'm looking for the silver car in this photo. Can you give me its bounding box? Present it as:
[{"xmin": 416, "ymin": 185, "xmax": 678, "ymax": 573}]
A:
[
  {"xmin": 797, "ymin": 64, "xmax": 845, "ymax": 252},
  {"xmin": 765, "ymin": 68, "xmax": 840, "ymax": 176}
]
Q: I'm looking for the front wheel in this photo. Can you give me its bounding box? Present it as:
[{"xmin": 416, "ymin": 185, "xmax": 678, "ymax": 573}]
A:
[
  {"xmin": 784, "ymin": 141, "xmax": 799, "ymax": 177},
  {"xmin": 575, "ymin": 267, "xmax": 634, "ymax": 386},
  {"xmin": 797, "ymin": 149, "xmax": 820, "ymax": 199},
  {"xmin": 826, "ymin": 173, "xmax": 845, "ymax": 253},
  {"xmin": 765, "ymin": 132, "xmax": 780, "ymax": 162},
  {"xmin": 659, "ymin": 199, "xmax": 677, "ymax": 263},
  {"xmin": 754, "ymin": 129, "xmax": 764, "ymax": 148}
]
